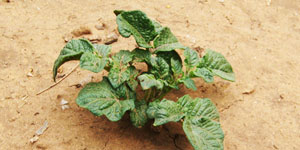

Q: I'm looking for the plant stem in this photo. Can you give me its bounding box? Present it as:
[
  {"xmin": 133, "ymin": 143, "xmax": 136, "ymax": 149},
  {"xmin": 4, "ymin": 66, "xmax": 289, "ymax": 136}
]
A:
[{"xmin": 156, "ymin": 88, "xmax": 172, "ymax": 100}]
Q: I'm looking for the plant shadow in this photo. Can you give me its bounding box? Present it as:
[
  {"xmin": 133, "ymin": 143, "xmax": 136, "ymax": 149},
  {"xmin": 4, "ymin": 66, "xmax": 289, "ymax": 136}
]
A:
[{"xmin": 78, "ymin": 110, "xmax": 193, "ymax": 150}]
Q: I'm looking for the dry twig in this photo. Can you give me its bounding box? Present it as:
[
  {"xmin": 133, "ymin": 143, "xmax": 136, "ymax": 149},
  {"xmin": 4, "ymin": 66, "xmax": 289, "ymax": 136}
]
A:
[{"xmin": 36, "ymin": 63, "xmax": 79, "ymax": 95}]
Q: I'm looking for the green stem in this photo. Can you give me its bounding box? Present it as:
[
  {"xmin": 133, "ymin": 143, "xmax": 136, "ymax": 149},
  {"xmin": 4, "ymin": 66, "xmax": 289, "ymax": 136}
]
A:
[
  {"xmin": 156, "ymin": 88, "xmax": 172, "ymax": 100},
  {"xmin": 144, "ymin": 88, "xmax": 152, "ymax": 101}
]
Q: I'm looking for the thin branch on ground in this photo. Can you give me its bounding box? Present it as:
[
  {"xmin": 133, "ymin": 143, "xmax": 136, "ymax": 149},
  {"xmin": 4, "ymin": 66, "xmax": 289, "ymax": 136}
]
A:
[{"xmin": 36, "ymin": 63, "xmax": 79, "ymax": 95}]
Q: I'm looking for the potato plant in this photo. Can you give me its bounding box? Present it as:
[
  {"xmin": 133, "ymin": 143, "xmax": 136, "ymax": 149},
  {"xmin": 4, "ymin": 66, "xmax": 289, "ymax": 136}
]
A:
[{"xmin": 53, "ymin": 10, "xmax": 235, "ymax": 150}]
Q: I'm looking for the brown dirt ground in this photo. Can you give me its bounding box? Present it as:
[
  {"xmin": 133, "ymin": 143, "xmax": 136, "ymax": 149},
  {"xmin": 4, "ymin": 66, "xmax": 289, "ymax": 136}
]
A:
[{"xmin": 1, "ymin": 0, "xmax": 300, "ymax": 149}]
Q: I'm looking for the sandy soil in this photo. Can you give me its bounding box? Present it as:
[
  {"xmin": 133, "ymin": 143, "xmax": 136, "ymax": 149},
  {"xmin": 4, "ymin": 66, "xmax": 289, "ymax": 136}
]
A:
[{"xmin": 0, "ymin": 0, "xmax": 300, "ymax": 149}]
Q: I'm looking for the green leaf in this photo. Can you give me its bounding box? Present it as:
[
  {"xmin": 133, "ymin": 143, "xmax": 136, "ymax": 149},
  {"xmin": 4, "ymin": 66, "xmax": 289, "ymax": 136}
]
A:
[
  {"xmin": 108, "ymin": 67, "xmax": 132, "ymax": 88},
  {"xmin": 146, "ymin": 99, "xmax": 160, "ymax": 119},
  {"xmin": 115, "ymin": 82, "xmax": 136, "ymax": 100},
  {"xmin": 156, "ymin": 50, "xmax": 182, "ymax": 75},
  {"xmin": 108, "ymin": 50, "xmax": 133, "ymax": 88},
  {"xmin": 76, "ymin": 78, "xmax": 135, "ymax": 121},
  {"xmin": 93, "ymin": 44, "xmax": 111, "ymax": 57},
  {"xmin": 130, "ymin": 100, "xmax": 148, "ymax": 128},
  {"xmin": 79, "ymin": 52, "xmax": 107, "ymax": 73},
  {"xmin": 148, "ymin": 94, "xmax": 224, "ymax": 149},
  {"xmin": 156, "ymin": 50, "xmax": 182, "ymax": 65},
  {"xmin": 112, "ymin": 50, "xmax": 133, "ymax": 65},
  {"xmin": 150, "ymin": 56, "xmax": 170, "ymax": 79},
  {"xmin": 152, "ymin": 99, "xmax": 185, "ymax": 126},
  {"xmin": 138, "ymin": 74, "xmax": 163, "ymax": 90},
  {"xmin": 153, "ymin": 27, "xmax": 185, "ymax": 52},
  {"xmin": 116, "ymin": 10, "xmax": 157, "ymax": 48},
  {"xmin": 191, "ymin": 68, "xmax": 214, "ymax": 83},
  {"xmin": 184, "ymin": 47, "xmax": 200, "ymax": 69},
  {"xmin": 53, "ymin": 39, "xmax": 94, "ymax": 81},
  {"xmin": 131, "ymin": 48, "xmax": 151, "ymax": 63},
  {"xmin": 152, "ymin": 20, "xmax": 164, "ymax": 34},
  {"xmin": 126, "ymin": 66, "xmax": 139, "ymax": 91},
  {"xmin": 181, "ymin": 78, "xmax": 197, "ymax": 91},
  {"xmin": 181, "ymin": 98, "xmax": 220, "ymax": 121},
  {"xmin": 171, "ymin": 57, "xmax": 183, "ymax": 77},
  {"xmin": 200, "ymin": 50, "xmax": 235, "ymax": 81},
  {"xmin": 183, "ymin": 117, "xmax": 224, "ymax": 150},
  {"xmin": 176, "ymin": 94, "xmax": 193, "ymax": 107}
]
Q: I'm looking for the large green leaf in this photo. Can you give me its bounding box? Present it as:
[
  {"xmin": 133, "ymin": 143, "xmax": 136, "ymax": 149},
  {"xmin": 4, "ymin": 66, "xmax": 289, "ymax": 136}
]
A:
[
  {"xmin": 148, "ymin": 95, "xmax": 223, "ymax": 150},
  {"xmin": 200, "ymin": 50, "xmax": 235, "ymax": 81},
  {"xmin": 79, "ymin": 52, "xmax": 107, "ymax": 73},
  {"xmin": 184, "ymin": 47, "xmax": 200, "ymax": 70},
  {"xmin": 183, "ymin": 117, "xmax": 224, "ymax": 150},
  {"xmin": 180, "ymin": 98, "xmax": 220, "ymax": 121},
  {"xmin": 152, "ymin": 99, "xmax": 185, "ymax": 126},
  {"xmin": 108, "ymin": 50, "xmax": 133, "ymax": 88},
  {"xmin": 149, "ymin": 95, "xmax": 220, "ymax": 125},
  {"xmin": 181, "ymin": 97, "xmax": 223, "ymax": 150},
  {"xmin": 76, "ymin": 78, "xmax": 135, "ymax": 121},
  {"xmin": 191, "ymin": 68, "xmax": 214, "ymax": 83},
  {"xmin": 116, "ymin": 10, "xmax": 157, "ymax": 48},
  {"xmin": 131, "ymin": 48, "xmax": 151, "ymax": 63},
  {"xmin": 130, "ymin": 100, "xmax": 148, "ymax": 128},
  {"xmin": 138, "ymin": 74, "xmax": 163, "ymax": 90},
  {"xmin": 153, "ymin": 27, "xmax": 185, "ymax": 52},
  {"xmin": 53, "ymin": 39, "xmax": 94, "ymax": 81}
]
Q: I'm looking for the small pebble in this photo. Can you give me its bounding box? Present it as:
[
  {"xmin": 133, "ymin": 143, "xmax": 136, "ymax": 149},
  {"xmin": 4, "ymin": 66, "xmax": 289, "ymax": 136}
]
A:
[
  {"xmin": 30, "ymin": 136, "xmax": 39, "ymax": 144},
  {"xmin": 104, "ymin": 32, "xmax": 118, "ymax": 44},
  {"xmin": 27, "ymin": 72, "xmax": 33, "ymax": 77},
  {"xmin": 95, "ymin": 23, "xmax": 105, "ymax": 30},
  {"xmin": 60, "ymin": 99, "xmax": 69, "ymax": 105}
]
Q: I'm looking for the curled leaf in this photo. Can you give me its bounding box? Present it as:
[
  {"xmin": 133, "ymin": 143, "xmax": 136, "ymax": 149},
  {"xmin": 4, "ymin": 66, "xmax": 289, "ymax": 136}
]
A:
[
  {"xmin": 53, "ymin": 39, "xmax": 94, "ymax": 81},
  {"xmin": 138, "ymin": 74, "xmax": 163, "ymax": 90},
  {"xmin": 116, "ymin": 10, "xmax": 157, "ymax": 48}
]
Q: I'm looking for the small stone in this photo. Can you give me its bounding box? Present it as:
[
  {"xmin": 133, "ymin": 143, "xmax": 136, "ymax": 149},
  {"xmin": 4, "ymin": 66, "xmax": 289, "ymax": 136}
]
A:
[
  {"xmin": 95, "ymin": 23, "xmax": 105, "ymax": 30},
  {"xmin": 60, "ymin": 99, "xmax": 69, "ymax": 105},
  {"xmin": 87, "ymin": 35, "xmax": 101, "ymax": 43},
  {"xmin": 104, "ymin": 32, "xmax": 118, "ymax": 44},
  {"xmin": 62, "ymin": 105, "xmax": 70, "ymax": 110},
  {"xmin": 63, "ymin": 34, "xmax": 73, "ymax": 42},
  {"xmin": 27, "ymin": 72, "xmax": 33, "ymax": 77},
  {"xmin": 30, "ymin": 136, "xmax": 39, "ymax": 144},
  {"xmin": 71, "ymin": 26, "xmax": 92, "ymax": 37}
]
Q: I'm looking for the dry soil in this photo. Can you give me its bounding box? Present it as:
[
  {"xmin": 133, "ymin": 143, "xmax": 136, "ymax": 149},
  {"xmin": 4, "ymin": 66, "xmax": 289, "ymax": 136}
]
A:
[{"xmin": 0, "ymin": 0, "xmax": 300, "ymax": 150}]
